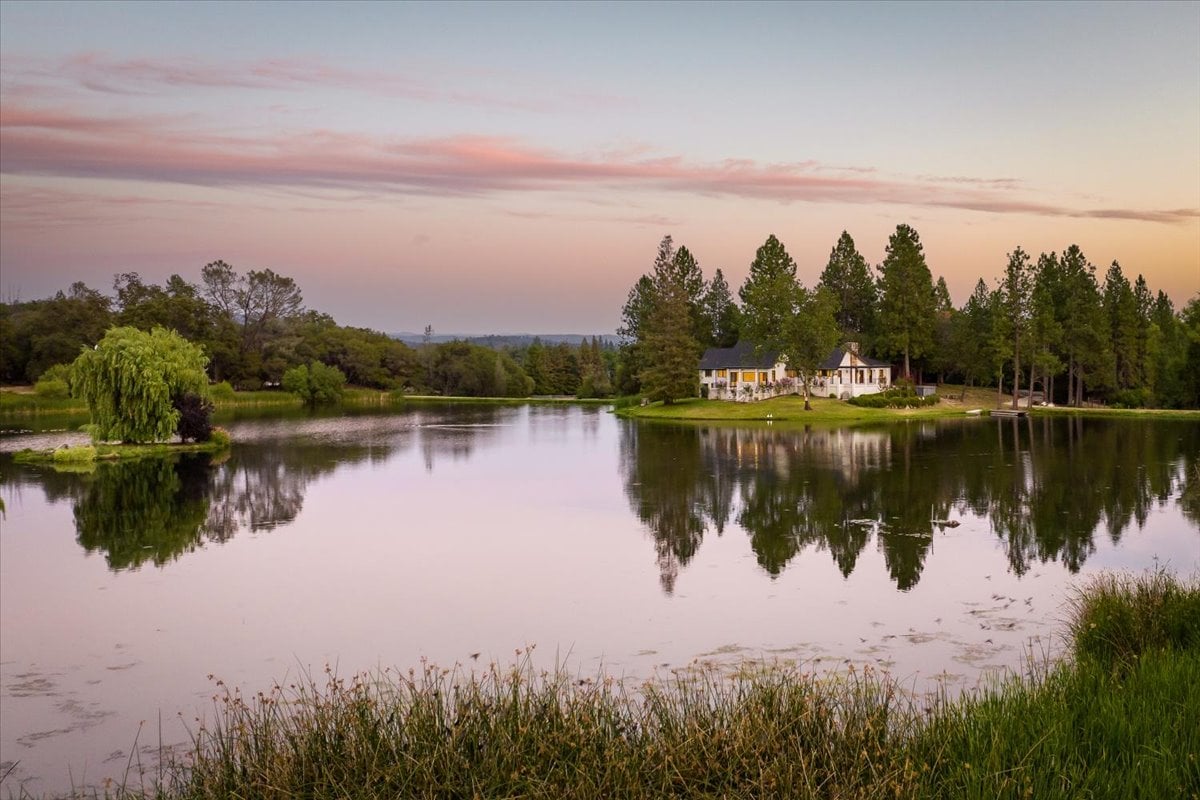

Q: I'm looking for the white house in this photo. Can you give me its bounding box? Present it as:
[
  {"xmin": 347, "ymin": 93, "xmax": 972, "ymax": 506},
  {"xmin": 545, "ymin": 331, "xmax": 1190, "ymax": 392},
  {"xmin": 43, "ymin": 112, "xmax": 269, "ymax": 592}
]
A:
[
  {"xmin": 811, "ymin": 343, "xmax": 893, "ymax": 399},
  {"xmin": 698, "ymin": 341, "xmax": 796, "ymax": 401},
  {"xmin": 698, "ymin": 341, "xmax": 893, "ymax": 402}
]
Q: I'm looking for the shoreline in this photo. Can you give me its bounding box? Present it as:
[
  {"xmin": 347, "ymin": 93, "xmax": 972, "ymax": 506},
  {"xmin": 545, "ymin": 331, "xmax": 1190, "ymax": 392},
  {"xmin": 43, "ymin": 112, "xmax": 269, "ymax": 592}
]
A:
[
  {"xmin": 616, "ymin": 394, "xmax": 1200, "ymax": 423},
  {"xmin": 0, "ymin": 387, "xmax": 613, "ymax": 419}
]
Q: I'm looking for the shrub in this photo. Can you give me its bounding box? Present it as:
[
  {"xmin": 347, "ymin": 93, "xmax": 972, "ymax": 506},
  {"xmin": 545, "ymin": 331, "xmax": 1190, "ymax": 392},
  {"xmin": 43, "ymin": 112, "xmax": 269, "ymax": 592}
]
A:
[
  {"xmin": 848, "ymin": 386, "xmax": 940, "ymax": 408},
  {"xmin": 1110, "ymin": 387, "xmax": 1152, "ymax": 409},
  {"xmin": 34, "ymin": 378, "xmax": 70, "ymax": 399},
  {"xmin": 282, "ymin": 361, "xmax": 347, "ymax": 406},
  {"xmin": 210, "ymin": 381, "xmax": 236, "ymax": 401},
  {"xmin": 173, "ymin": 392, "xmax": 215, "ymax": 442},
  {"xmin": 33, "ymin": 362, "xmax": 73, "ymax": 399},
  {"xmin": 51, "ymin": 445, "xmax": 97, "ymax": 463},
  {"xmin": 209, "ymin": 427, "xmax": 232, "ymax": 449}
]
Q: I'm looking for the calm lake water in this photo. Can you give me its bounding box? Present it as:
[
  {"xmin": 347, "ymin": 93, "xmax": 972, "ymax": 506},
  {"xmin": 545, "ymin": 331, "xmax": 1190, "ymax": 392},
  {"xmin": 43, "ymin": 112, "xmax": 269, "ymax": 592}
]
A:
[{"xmin": 1, "ymin": 404, "xmax": 1197, "ymax": 794}]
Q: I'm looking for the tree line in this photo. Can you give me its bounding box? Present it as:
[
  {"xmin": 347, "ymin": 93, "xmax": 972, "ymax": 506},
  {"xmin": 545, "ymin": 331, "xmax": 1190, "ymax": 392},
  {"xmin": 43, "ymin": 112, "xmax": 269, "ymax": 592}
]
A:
[
  {"xmin": 619, "ymin": 227, "xmax": 1200, "ymax": 408},
  {"xmin": 0, "ymin": 264, "xmax": 617, "ymax": 399}
]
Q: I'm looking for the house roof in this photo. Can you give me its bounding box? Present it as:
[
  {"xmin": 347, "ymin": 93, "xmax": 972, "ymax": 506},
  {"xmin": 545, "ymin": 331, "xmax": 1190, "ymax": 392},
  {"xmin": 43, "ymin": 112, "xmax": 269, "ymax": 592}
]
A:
[
  {"xmin": 699, "ymin": 341, "xmax": 780, "ymax": 370},
  {"xmin": 818, "ymin": 347, "xmax": 892, "ymax": 370}
]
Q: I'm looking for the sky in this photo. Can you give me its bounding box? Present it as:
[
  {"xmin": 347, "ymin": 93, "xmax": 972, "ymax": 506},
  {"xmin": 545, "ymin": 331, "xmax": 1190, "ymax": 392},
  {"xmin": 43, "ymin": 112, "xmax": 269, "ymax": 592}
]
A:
[{"xmin": 1, "ymin": 1, "xmax": 1197, "ymax": 334}]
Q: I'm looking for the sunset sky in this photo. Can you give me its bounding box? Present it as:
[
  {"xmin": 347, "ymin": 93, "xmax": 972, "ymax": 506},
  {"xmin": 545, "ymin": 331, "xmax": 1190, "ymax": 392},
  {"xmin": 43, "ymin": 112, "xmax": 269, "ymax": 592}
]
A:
[{"xmin": 2, "ymin": 1, "xmax": 1197, "ymax": 334}]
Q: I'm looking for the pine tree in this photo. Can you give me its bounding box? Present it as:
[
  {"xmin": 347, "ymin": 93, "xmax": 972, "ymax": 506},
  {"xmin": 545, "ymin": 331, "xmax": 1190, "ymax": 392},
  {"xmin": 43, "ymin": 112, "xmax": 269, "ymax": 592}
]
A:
[
  {"xmin": 669, "ymin": 245, "xmax": 710, "ymax": 346},
  {"xmin": 1103, "ymin": 261, "xmax": 1139, "ymax": 391},
  {"xmin": 954, "ymin": 279, "xmax": 996, "ymax": 391},
  {"xmin": 739, "ymin": 234, "xmax": 798, "ymax": 357},
  {"xmin": 998, "ymin": 247, "xmax": 1032, "ymax": 409},
  {"xmin": 877, "ymin": 224, "xmax": 936, "ymax": 380},
  {"xmin": 1058, "ymin": 245, "xmax": 1108, "ymax": 406},
  {"xmin": 640, "ymin": 269, "xmax": 699, "ymax": 404},
  {"xmin": 1029, "ymin": 252, "xmax": 1064, "ymax": 403},
  {"xmin": 702, "ymin": 269, "xmax": 741, "ymax": 347},
  {"xmin": 1133, "ymin": 274, "xmax": 1154, "ymax": 391},
  {"xmin": 818, "ymin": 231, "xmax": 877, "ymax": 341}
]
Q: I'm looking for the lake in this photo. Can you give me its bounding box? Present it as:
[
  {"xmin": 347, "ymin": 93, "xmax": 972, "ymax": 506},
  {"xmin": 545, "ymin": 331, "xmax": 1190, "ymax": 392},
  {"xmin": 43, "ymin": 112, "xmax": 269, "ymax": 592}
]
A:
[{"xmin": 1, "ymin": 404, "xmax": 1197, "ymax": 795}]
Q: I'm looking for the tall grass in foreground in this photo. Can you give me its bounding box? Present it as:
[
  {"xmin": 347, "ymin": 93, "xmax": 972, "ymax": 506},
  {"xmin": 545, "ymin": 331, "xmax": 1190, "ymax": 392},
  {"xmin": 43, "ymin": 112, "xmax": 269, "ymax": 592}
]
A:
[{"xmin": 24, "ymin": 572, "xmax": 1199, "ymax": 799}]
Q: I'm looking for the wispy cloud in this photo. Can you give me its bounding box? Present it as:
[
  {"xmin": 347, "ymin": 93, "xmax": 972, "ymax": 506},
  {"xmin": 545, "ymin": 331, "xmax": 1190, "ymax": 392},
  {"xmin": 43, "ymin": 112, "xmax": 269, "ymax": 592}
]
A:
[
  {"xmin": 2, "ymin": 52, "xmax": 631, "ymax": 113},
  {"xmin": 2, "ymin": 103, "xmax": 1195, "ymax": 224}
]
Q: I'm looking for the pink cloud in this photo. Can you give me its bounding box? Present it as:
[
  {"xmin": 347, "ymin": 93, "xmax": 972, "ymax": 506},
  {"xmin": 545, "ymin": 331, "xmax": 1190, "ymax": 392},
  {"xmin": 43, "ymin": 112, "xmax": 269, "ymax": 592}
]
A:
[{"xmin": 1, "ymin": 102, "xmax": 1195, "ymax": 224}]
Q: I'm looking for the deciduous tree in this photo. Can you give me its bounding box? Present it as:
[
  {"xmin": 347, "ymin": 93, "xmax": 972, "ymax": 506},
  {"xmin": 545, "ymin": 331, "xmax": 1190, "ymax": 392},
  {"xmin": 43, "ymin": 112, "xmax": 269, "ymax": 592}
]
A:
[{"xmin": 71, "ymin": 326, "xmax": 210, "ymax": 443}]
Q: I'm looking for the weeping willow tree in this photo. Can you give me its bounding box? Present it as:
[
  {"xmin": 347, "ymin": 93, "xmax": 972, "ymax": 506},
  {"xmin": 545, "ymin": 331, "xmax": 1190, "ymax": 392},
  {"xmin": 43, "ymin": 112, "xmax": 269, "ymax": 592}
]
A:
[{"xmin": 72, "ymin": 326, "xmax": 210, "ymax": 443}]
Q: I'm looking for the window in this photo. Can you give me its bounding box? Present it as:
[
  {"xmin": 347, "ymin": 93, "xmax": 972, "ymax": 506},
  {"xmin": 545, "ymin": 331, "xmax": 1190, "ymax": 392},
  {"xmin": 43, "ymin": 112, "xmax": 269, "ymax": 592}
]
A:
[
  {"xmin": 759, "ymin": 372, "xmax": 769, "ymax": 383},
  {"xmin": 787, "ymin": 369, "xmax": 798, "ymax": 379},
  {"xmin": 704, "ymin": 369, "xmax": 712, "ymax": 377},
  {"xmin": 730, "ymin": 372, "xmax": 738, "ymax": 383},
  {"xmin": 717, "ymin": 369, "xmax": 727, "ymax": 378}
]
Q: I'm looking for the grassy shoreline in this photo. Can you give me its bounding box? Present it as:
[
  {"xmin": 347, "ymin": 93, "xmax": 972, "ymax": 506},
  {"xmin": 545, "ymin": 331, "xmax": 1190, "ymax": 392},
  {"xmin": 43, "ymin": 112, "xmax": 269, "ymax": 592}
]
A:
[
  {"xmin": 12, "ymin": 435, "xmax": 231, "ymax": 465},
  {"xmin": 617, "ymin": 391, "xmax": 1200, "ymax": 423},
  {"xmin": 0, "ymin": 387, "xmax": 611, "ymax": 418},
  {"xmin": 72, "ymin": 571, "xmax": 1198, "ymax": 800}
]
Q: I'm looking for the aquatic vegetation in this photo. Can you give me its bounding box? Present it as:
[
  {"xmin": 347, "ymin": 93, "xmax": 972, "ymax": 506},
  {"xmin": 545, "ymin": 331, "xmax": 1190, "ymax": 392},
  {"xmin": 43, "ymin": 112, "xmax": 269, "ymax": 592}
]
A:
[{"xmin": 101, "ymin": 572, "xmax": 1197, "ymax": 800}]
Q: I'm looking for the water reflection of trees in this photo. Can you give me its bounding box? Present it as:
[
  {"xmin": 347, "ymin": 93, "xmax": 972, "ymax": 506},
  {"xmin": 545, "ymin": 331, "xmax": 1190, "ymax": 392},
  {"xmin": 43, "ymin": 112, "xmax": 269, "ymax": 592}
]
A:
[{"xmin": 622, "ymin": 419, "xmax": 1199, "ymax": 594}]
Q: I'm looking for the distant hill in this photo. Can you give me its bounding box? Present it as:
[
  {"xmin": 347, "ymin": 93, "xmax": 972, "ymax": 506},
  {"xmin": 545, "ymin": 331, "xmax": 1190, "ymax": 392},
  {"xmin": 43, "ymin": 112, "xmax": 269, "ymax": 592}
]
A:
[{"xmin": 391, "ymin": 332, "xmax": 618, "ymax": 349}]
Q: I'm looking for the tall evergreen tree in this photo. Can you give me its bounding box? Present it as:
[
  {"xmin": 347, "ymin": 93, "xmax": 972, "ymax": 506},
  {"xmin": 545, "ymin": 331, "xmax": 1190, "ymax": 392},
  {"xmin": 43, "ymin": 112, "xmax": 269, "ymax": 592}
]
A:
[
  {"xmin": 739, "ymin": 234, "xmax": 798, "ymax": 357},
  {"xmin": 953, "ymin": 279, "xmax": 996, "ymax": 391},
  {"xmin": 1132, "ymin": 274, "xmax": 1154, "ymax": 391},
  {"xmin": 702, "ymin": 269, "xmax": 741, "ymax": 348},
  {"xmin": 933, "ymin": 276, "xmax": 953, "ymax": 313},
  {"xmin": 1029, "ymin": 252, "xmax": 1064, "ymax": 402},
  {"xmin": 876, "ymin": 224, "xmax": 936, "ymax": 379},
  {"xmin": 639, "ymin": 253, "xmax": 700, "ymax": 404},
  {"xmin": 1102, "ymin": 261, "xmax": 1139, "ymax": 391},
  {"xmin": 998, "ymin": 247, "xmax": 1033, "ymax": 409},
  {"xmin": 616, "ymin": 274, "xmax": 655, "ymax": 394},
  {"xmin": 817, "ymin": 231, "xmax": 877, "ymax": 341},
  {"xmin": 1058, "ymin": 245, "xmax": 1108, "ymax": 406}
]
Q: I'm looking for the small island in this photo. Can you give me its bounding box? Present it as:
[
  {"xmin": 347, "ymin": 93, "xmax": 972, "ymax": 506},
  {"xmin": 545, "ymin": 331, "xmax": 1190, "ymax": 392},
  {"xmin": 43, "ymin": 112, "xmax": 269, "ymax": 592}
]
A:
[{"xmin": 13, "ymin": 326, "xmax": 232, "ymax": 465}]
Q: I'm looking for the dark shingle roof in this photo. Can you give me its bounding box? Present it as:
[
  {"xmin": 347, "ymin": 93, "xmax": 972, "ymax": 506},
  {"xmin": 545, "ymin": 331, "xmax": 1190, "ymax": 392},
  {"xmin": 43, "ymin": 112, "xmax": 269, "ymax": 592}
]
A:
[
  {"xmin": 699, "ymin": 341, "xmax": 779, "ymax": 370},
  {"xmin": 818, "ymin": 347, "xmax": 892, "ymax": 370}
]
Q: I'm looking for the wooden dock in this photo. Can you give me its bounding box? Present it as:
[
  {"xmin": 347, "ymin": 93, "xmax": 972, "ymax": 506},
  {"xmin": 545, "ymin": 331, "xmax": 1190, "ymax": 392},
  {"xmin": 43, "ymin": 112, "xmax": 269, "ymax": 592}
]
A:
[{"xmin": 989, "ymin": 408, "xmax": 1028, "ymax": 418}]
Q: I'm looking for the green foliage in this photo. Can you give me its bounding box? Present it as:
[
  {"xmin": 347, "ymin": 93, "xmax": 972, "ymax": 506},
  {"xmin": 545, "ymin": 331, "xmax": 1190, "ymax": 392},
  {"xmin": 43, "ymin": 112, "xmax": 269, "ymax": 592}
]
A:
[
  {"xmin": 702, "ymin": 268, "xmax": 741, "ymax": 348},
  {"xmin": 877, "ymin": 224, "xmax": 936, "ymax": 379},
  {"xmin": 282, "ymin": 361, "xmax": 347, "ymax": 406},
  {"xmin": 738, "ymin": 234, "xmax": 798, "ymax": 356},
  {"xmin": 1067, "ymin": 570, "xmax": 1200, "ymax": 669},
  {"xmin": 34, "ymin": 361, "xmax": 74, "ymax": 400},
  {"xmin": 51, "ymin": 445, "xmax": 97, "ymax": 463},
  {"xmin": 427, "ymin": 342, "xmax": 533, "ymax": 397},
  {"xmin": 818, "ymin": 230, "xmax": 877, "ymax": 341},
  {"xmin": 848, "ymin": 386, "xmax": 940, "ymax": 408},
  {"xmin": 209, "ymin": 380, "xmax": 236, "ymax": 400},
  {"xmin": 209, "ymin": 427, "xmax": 232, "ymax": 449},
  {"xmin": 639, "ymin": 239, "xmax": 701, "ymax": 404},
  {"xmin": 72, "ymin": 326, "xmax": 211, "ymax": 443},
  {"xmin": 34, "ymin": 377, "xmax": 70, "ymax": 399}
]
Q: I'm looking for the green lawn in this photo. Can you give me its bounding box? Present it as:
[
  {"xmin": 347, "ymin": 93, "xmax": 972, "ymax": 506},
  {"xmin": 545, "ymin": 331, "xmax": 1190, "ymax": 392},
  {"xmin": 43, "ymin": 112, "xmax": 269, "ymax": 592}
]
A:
[{"xmin": 617, "ymin": 395, "xmax": 969, "ymax": 423}]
